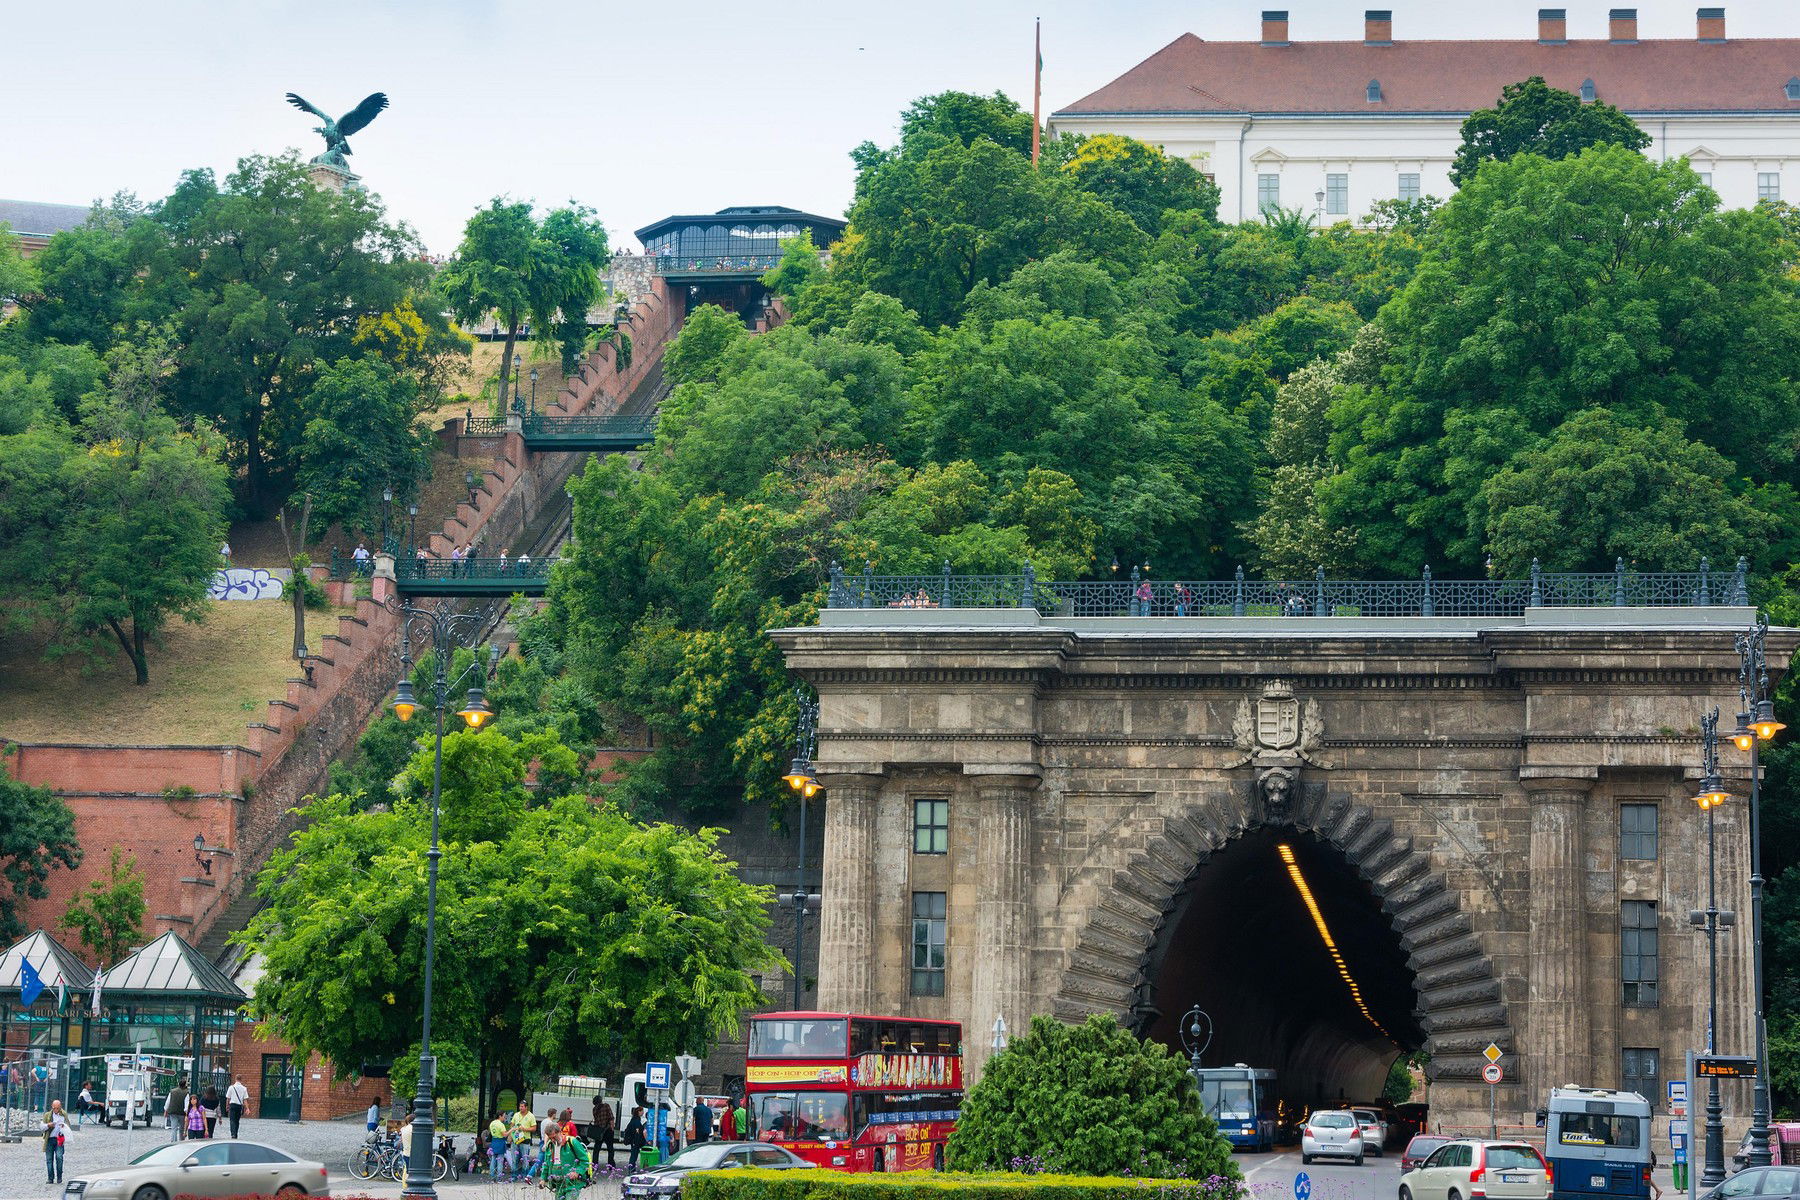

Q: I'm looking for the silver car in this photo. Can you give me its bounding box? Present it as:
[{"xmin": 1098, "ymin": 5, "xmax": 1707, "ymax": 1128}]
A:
[
  {"xmin": 622, "ymin": 1140, "xmax": 810, "ymax": 1198},
  {"xmin": 1302, "ymin": 1109, "xmax": 1365, "ymax": 1165},
  {"xmin": 61, "ymin": 1140, "xmax": 331, "ymax": 1200},
  {"xmin": 1352, "ymin": 1106, "xmax": 1388, "ymax": 1155}
]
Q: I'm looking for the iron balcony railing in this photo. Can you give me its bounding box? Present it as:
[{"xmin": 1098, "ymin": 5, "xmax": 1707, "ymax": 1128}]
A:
[
  {"xmin": 651, "ymin": 253, "xmax": 782, "ymax": 275},
  {"xmin": 461, "ymin": 412, "xmax": 658, "ymax": 441},
  {"xmin": 826, "ymin": 558, "xmax": 1750, "ymax": 618},
  {"xmin": 397, "ymin": 555, "xmax": 553, "ymax": 584}
]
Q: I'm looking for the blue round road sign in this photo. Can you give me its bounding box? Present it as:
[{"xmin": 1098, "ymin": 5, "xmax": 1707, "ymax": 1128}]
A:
[{"xmin": 1295, "ymin": 1172, "xmax": 1312, "ymax": 1200}]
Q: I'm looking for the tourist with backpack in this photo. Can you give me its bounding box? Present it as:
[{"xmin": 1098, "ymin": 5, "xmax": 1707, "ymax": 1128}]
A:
[{"xmin": 544, "ymin": 1124, "xmax": 593, "ymax": 1200}]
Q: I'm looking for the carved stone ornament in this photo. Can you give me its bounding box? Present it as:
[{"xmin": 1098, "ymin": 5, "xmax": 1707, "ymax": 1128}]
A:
[
  {"xmin": 1258, "ymin": 766, "xmax": 1297, "ymax": 817},
  {"xmin": 1228, "ymin": 679, "xmax": 1329, "ymax": 768}
]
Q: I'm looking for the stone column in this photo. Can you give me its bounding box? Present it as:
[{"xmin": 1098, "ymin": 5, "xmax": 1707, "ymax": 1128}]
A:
[
  {"xmin": 1523, "ymin": 773, "xmax": 1595, "ymax": 1097},
  {"xmin": 816, "ymin": 772, "xmax": 884, "ymax": 1014},
  {"xmin": 967, "ymin": 770, "xmax": 1041, "ymax": 1082}
]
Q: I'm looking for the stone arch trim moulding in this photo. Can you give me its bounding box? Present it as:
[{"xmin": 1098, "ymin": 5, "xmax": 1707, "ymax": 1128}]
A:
[{"xmin": 1051, "ymin": 783, "xmax": 1512, "ymax": 1084}]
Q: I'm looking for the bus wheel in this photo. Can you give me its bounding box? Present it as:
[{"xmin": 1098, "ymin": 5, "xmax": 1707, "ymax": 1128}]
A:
[{"xmin": 874, "ymin": 1150, "xmax": 886, "ymax": 1173}]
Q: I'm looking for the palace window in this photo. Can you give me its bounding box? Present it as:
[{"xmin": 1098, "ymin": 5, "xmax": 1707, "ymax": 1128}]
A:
[
  {"xmin": 1621, "ymin": 900, "xmax": 1659, "ymax": 1007},
  {"xmin": 913, "ymin": 798, "xmax": 949, "ymax": 855},
  {"xmin": 1398, "ymin": 173, "xmax": 1421, "ymax": 202},
  {"xmin": 1326, "ymin": 174, "xmax": 1349, "ymax": 216},
  {"xmin": 1580, "ymin": 79, "xmax": 1597, "ymax": 103},
  {"xmin": 1367, "ymin": 79, "xmax": 1383, "ymax": 103},
  {"xmin": 1786, "ymin": 78, "xmax": 1800, "ymax": 101},
  {"xmin": 1759, "ymin": 173, "xmax": 1782, "ymax": 202},
  {"xmin": 1697, "ymin": 172, "xmax": 1713, "ymax": 190},
  {"xmin": 1620, "ymin": 803, "xmax": 1659, "ymax": 861},
  {"xmin": 1258, "ymin": 173, "xmax": 1281, "ymax": 215},
  {"xmin": 911, "ymin": 892, "xmax": 947, "ymax": 996},
  {"xmin": 1622, "ymin": 1047, "xmax": 1660, "ymax": 1109}
]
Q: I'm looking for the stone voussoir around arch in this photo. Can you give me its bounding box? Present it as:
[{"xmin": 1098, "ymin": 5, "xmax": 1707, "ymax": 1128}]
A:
[{"xmin": 1051, "ymin": 782, "xmax": 1512, "ymax": 1084}]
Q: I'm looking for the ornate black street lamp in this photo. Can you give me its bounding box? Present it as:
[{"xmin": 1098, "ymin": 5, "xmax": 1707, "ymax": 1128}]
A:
[
  {"xmin": 1731, "ymin": 620, "xmax": 1787, "ymax": 1167},
  {"xmin": 779, "ymin": 688, "xmax": 822, "ymax": 1009},
  {"xmin": 389, "ymin": 601, "xmax": 497, "ymax": 1200},
  {"xmin": 529, "ymin": 367, "xmax": 539, "ymax": 416},
  {"xmin": 406, "ymin": 504, "xmax": 418, "ymax": 557},
  {"xmin": 1179, "ymin": 1005, "xmax": 1213, "ymax": 1084},
  {"xmin": 380, "ymin": 486, "xmax": 394, "ymax": 555},
  {"xmin": 1693, "ymin": 709, "xmax": 1733, "ymax": 1188}
]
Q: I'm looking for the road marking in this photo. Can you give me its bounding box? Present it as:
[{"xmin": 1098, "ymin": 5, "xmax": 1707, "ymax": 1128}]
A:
[{"xmin": 1246, "ymin": 1151, "xmax": 1300, "ymax": 1179}]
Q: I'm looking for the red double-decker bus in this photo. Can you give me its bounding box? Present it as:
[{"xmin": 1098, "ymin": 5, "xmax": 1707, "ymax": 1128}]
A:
[{"xmin": 744, "ymin": 1011, "xmax": 962, "ymax": 1172}]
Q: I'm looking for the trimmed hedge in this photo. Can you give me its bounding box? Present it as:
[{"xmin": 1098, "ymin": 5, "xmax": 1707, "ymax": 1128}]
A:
[{"xmin": 684, "ymin": 1167, "xmax": 1241, "ymax": 1200}]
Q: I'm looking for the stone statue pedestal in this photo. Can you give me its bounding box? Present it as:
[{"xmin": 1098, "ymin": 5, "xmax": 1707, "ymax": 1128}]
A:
[{"xmin": 306, "ymin": 160, "xmax": 362, "ymax": 194}]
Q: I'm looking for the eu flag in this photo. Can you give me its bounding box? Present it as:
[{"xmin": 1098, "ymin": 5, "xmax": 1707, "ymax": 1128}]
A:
[{"xmin": 20, "ymin": 957, "xmax": 45, "ymax": 1007}]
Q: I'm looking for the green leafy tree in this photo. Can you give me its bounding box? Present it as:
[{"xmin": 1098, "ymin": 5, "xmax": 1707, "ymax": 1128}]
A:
[
  {"xmin": 663, "ymin": 305, "xmax": 751, "ymax": 388},
  {"xmin": 898, "ymin": 90, "xmax": 1037, "ymax": 157},
  {"xmin": 293, "ymin": 356, "xmax": 432, "ymax": 533},
  {"xmin": 439, "ymin": 199, "xmax": 609, "ymax": 406},
  {"xmin": 237, "ymin": 732, "xmax": 782, "ymax": 1095},
  {"xmin": 0, "ymin": 223, "xmax": 37, "ymax": 309},
  {"xmin": 0, "ymin": 751, "xmax": 81, "ymax": 944},
  {"xmin": 761, "ymin": 230, "xmax": 827, "ymax": 304},
  {"xmin": 1451, "ymin": 76, "xmax": 1651, "ymax": 186},
  {"xmin": 53, "ymin": 336, "xmax": 230, "ymax": 683},
  {"xmin": 60, "ymin": 847, "xmax": 146, "ymax": 967},
  {"xmin": 1062, "ymin": 134, "xmax": 1220, "ymax": 231},
  {"xmin": 946, "ymin": 1014, "xmax": 1238, "ymax": 1178}
]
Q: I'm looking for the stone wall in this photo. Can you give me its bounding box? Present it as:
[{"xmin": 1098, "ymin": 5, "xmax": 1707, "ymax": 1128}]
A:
[{"xmin": 772, "ymin": 606, "xmax": 1795, "ymax": 1127}]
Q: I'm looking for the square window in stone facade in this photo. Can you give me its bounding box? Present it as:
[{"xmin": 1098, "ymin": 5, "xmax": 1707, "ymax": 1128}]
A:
[
  {"xmin": 1759, "ymin": 172, "xmax": 1782, "ymax": 202},
  {"xmin": 1622, "ymin": 1046, "xmax": 1660, "ymax": 1109},
  {"xmin": 1620, "ymin": 803, "xmax": 1659, "ymax": 861},
  {"xmin": 911, "ymin": 891, "xmax": 947, "ymax": 996},
  {"xmin": 913, "ymin": 798, "xmax": 948, "ymax": 854},
  {"xmin": 1621, "ymin": 900, "xmax": 1659, "ymax": 1007},
  {"xmin": 1398, "ymin": 173, "xmax": 1420, "ymax": 202}
]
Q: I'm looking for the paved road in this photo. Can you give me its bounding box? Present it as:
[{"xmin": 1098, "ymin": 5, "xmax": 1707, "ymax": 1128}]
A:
[{"xmin": 1239, "ymin": 1146, "xmax": 1404, "ymax": 1200}]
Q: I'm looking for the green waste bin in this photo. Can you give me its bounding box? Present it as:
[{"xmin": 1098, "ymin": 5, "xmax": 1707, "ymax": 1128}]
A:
[{"xmin": 638, "ymin": 1147, "xmax": 663, "ymax": 1169}]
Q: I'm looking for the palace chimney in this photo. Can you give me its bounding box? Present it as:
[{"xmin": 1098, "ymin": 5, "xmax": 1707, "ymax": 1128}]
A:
[
  {"xmin": 1365, "ymin": 10, "xmax": 1392, "ymax": 45},
  {"xmin": 1609, "ymin": 8, "xmax": 1638, "ymax": 41},
  {"xmin": 1537, "ymin": 8, "xmax": 1567, "ymax": 44},
  {"xmin": 1697, "ymin": 7, "xmax": 1726, "ymax": 41},
  {"xmin": 1261, "ymin": 10, "xmax": 1289, "ymax": 46}
]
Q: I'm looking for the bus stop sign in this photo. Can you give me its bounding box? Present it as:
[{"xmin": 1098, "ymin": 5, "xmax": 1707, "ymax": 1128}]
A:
[{"xmin": 645, "ymin": 1062, "xmax": 672, "ymax": 1090}]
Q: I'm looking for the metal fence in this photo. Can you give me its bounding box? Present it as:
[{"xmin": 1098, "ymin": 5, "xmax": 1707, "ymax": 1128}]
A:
[
  {"xmin": 397, "ymin": 555, "xmax": 552, "ymax": 584},
  {"xmin": 651, "ymin": 253, "xmax": 782, "ymax": 275},
  {"xmin": 826, "ymin": 559, "xmax": 1750, "ymax": 618}
]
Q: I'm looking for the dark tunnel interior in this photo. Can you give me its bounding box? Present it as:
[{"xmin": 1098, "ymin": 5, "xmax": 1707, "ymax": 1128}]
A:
[{"xmin": 1142, "ymin": 827, "xmax": 1423, "ymax": 1114}]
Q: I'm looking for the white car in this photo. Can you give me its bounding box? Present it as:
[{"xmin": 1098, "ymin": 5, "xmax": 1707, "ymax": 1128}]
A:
[
  {"xmin": 1399, "ymin": 1139, "xmax": 1551, "ymax": 1200},
  {"xmin": 1352, "ymin": 1107, "xmax": 1388, "ymax": 1156},
  {"xmin": 61, "ymin": 1140, "xmax": 331, "ymax": 1200},
  {"xmin": 1302, "ymin": 1110, "xmax": 1365, "ymax": 1165}
]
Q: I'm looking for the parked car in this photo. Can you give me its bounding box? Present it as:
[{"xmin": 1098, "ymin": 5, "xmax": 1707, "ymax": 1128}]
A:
[
  {"xmin": 1399, "ymin": 1139, "xmax": 1550, "ymax": 1200},
  {"xmin": 1303, "ymin": 1110, "xmax": 1366, "ymax": 1165},
  {"xmin": 1734, "ymin": 1123, "xmax": 1800, "ymax": 1168},
  {"xmin": 1705, "ymin": 1164, "xmax": 1800, "ymax": 1200},
  {"xmin": 621, "ymin": 1140, "xmax": 810, "ymax": 1198},
  {"xmin": 1402, "ymin": 1135, "xmax": 1454, "ymax": 1172},
  {"xmin": 61, "ymin": 1140, "xmax": 330, "ymax": 1200},
  {"xmin": 1353, "ymin": 1107, "xmax": 1389, "ymax": 1155}
]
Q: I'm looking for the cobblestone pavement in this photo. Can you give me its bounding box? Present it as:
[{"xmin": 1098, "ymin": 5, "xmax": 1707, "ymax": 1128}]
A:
[{"xmin": 0, "ymin": 1114, "xmax": 627, "ymax": 1199}]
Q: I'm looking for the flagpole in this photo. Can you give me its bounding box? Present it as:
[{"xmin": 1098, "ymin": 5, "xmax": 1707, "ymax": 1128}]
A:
[{"xmin": 1032, "ymin": 18, "xmax": 1043, "ymax": 166}]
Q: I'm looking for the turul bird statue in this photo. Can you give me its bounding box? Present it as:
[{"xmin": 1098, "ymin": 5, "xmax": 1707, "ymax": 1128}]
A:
[{"xmin": 285, "ymin": 91, "xmax": 389, "ymax": 167}]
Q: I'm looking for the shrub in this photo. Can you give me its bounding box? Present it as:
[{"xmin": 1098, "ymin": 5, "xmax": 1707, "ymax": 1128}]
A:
[
  {"xmin": 684, "ymin": 1167, "xmax": 1242, "ymax": 1200},
  {"xmin": 946, "ymin": 1014, "xmax": 1238, "ymax": 1180}
]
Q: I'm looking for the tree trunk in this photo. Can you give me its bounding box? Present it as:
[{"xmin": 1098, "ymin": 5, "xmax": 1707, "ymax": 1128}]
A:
[
  {"xmin": 499, "ymin": 320, "xmax": 519, "ymax": 412},
  {"xmin": 244, "ymin": 398, "xmax": 266, "ymax": 515},
  {"xmin": 131, "ymin": 622, "xmax": 149, "ymax": 686}
]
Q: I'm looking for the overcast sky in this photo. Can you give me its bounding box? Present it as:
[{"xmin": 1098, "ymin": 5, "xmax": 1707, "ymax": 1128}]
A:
[{"xmin": 5, "ymin": 0, "xmax": 1792, "ymax": 255}]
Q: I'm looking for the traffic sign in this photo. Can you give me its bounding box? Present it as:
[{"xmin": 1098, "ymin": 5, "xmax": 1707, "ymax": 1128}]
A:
[
  {"xmin": 1483, "ymin": 1043, "xmax": 1504, "ymax": 1064},
  {"xmin": 1483, "ymin": 1063, "xmax": 1504, "ymax": 1084},
  {"xmin": 1670, "ymin": 1119, "xmax": 1690, "ymax": 1137},
  {"xmin": 645, "ymin": 1061, "xmax": 672, "ymax": 1090},
  {"xmin": 1668, "ymin": 1081, "xmax": 1689, "ymax": 1106},
  {"xmin": 672, "ymin": 1079, "xmax": 697, "ymax": 1109},
  {"xmin": 1294, "ymin": 1172, "xmax": 1312, "ymax": 1200},
  {"xmin": 675, "ymin": 1054, "xmax": 702, "ymax": 1079}
]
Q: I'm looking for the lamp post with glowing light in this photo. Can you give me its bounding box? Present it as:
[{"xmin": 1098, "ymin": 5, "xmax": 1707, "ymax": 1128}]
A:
[
  {"xmin": 1731, "ymin": 620, "xmax": 1787, "ymax": 1167},
  {"xmin": 388, "ymin": 600, "xmax": 498, "ymax": 1200},
  {"xmin": 1179, "ymin": 1005, "xmax": 1213, "ymax": 1085},
  {"xmin": 780, "ymin": 688, "xmax": 823, "ymax": 1009},
  {"xmin": 1693, "ymin": 709, "xmax": 1734, "ymax": 1188}
]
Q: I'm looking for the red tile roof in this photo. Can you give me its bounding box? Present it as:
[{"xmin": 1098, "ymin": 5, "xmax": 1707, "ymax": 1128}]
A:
[{"xmin": 1054, "ymin": 33, "xmax": 1800, "ymax": 117}]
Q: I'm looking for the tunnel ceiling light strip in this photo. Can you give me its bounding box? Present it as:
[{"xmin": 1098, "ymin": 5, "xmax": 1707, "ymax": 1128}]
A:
[{"xmin": 1276, "ymin": 843, "xmax": 1395, "ymax": 1043}]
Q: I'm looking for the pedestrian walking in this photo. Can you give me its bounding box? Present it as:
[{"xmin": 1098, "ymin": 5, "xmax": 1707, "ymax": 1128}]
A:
[
  {"xmin": 543, "ymin": 1124, "xmax": 593, "ymax": 1200},
  {"xmin": 165, "ymin": 1075, "xmax": 189, "ymax": 1143},
  {"xmin": 226, "ymin": 1075, "xmax": 248, "ymax": 1138},
  {"xmin": 1133, "ymin": 577, "xmax": 1154, "ymax": 616},
  {"xmin": 201, "ymin": 1083, "xmax": 220, "ymax": 1137},
  {"xmin": 541, "ymin": 1105, "xmax": 563, "ymax": 1164},
  {"xmin": 43, "ymin": 1100, "xmax": 69, "ymax": 1184},
  {"xmin": 592, "ymin": 1098, "xmax": 616, "ymax": 1169},
  {"xmin": 732, "ymin": 1097, "xmax": 750, "ymax": 1142},
  {"xmin": 366, "ymin": 1097, "xmax": 382, "ymax": 1135},
  {"xmin": 185, "ymin": 1094, "xmax": 206, "ymax": 1139},
  {"xmin": 516, "ymin": 552, "xmax": 531, "ymax": 577},
  {"xmin": 693, "ymin": 1098, "xmax": 713, "ymax": 1143},
  {"xmin": 623, "ymin": 1105, "xmax": 646, "ymax": 1171}
]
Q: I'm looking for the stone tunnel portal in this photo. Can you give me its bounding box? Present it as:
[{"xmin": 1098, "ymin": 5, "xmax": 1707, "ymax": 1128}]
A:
[{"xmin": 1141, "ymin": 827, "xmax": 1424, "ymax": 1115}]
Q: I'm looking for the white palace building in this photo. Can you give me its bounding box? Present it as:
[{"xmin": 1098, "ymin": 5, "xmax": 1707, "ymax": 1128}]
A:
[{"xmin": 1049, "ymin": 7, "xmax": 1800, "ymax": 224}]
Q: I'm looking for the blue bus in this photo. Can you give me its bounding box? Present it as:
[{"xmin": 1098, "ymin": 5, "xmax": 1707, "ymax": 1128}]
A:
[
  {"xmin": 1194, "ymin": 1066, "xmax": 1278, "ymax": 1152},
  {"xmin": 1544, "ymin": 1087, "xmax": 1653, "ymax": 1200}
]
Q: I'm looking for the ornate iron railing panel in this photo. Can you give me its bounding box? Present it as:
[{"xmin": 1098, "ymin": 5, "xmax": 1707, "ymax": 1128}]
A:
[
  {"xmin": 521, "ymin": 412, "xmax": 657, "ymax": 443},
  {"xmin": 651, "ymin": 254, "xmax": 782, "ymax": 276},
  {"xmin": 825, "ymin": 558, "xmax": 1750, "ymax": 617},
  {"xmin": 463, "ymin": 414, "xmax": 511, "ymax": 436},
  {"xmin": 396, "ymin": 556, "xmax": 552, "ymax": 584}
]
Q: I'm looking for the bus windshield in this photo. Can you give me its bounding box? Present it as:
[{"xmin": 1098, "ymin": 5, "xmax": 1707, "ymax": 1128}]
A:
[
  {"xmin": 754, "ymin": 1091, "xmax": 851, "ymax": 1141},
  {"xmin": 1200, "ymin": 1079, "xmax": 1257, "ymax": 1122},
  {"xmin": 751, "ymin": 1018, "xmax": 849, "ymax": 1058}
]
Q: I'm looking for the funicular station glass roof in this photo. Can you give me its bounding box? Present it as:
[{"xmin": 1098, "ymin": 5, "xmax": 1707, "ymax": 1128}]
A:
[{"xmin": 635, "ymin": 205, "xmax": 847, "ymax": 280}]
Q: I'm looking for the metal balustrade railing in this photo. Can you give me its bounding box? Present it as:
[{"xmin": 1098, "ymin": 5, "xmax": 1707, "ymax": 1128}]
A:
[
  {"xmin": 651, "ymin": 253, "xmax": 782, "ymax": 275},
  {"xmin": 460, "ymin": 411, "xmax": 658, "ymax": 442},
  {"xmin": 397, "ymin": 555, "xmax": 552, "ymax": 584},
  {"xmin": 826, "ymin": 558, "xmax": 1750, "ymax": 617}
]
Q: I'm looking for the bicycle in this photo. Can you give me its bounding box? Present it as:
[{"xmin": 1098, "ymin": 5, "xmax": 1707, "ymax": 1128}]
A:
[{"xmin": 350, "ymin": 1137, "xmax": 449, "ymax": 1183}]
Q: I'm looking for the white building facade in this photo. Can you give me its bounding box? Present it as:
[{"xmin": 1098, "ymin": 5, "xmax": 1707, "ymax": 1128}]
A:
[{"xmin": 1049, "ymin": 8, "xmax": 1800, "ymax": 225}]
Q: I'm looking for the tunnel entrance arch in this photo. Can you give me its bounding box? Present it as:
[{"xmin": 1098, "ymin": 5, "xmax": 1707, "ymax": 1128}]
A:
[{"xmin": 1055, "ymin": 790, "xmax": 1513, "ymax": 1107}]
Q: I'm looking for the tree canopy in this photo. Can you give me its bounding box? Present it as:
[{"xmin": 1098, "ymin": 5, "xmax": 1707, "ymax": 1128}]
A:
[
  {"xmin": 1451, "ymin": 75, "xmax": 1651, "ymax": 186},
  {"xmin": 0, "ymin": 751, "xmax": 80, "ymax": 944}
]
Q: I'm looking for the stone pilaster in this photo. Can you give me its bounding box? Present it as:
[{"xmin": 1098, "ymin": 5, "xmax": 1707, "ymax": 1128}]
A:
[
  {"xmin": 1524, "ymin": 773, "xmax": 1594, "ymax": 1096},
  {"xmin": 1711, "ymin": 787, "xmax": 1754, "ymax": 1064},
  {"xmin": 967, "ymin": 770, "xmax": 1040, "ymax": 1082},
  {"xmin": 816, "ymin": 772, "xmax": 883, "ymax": 1013}
]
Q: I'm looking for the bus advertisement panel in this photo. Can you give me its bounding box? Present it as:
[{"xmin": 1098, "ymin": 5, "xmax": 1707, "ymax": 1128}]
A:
[{"xmin": 745, "ymin": 1012, "xmax": 963, "ymax": 1173}]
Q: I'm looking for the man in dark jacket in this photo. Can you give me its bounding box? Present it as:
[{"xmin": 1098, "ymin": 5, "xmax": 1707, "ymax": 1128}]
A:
[
  {"xmin": 165, "ymin": 1077, "xmax": 189, "ymax": 1143},
  {"xmin": 693, "ymin": 1099, "xmax": 713, "ymax": 1143},
  {"xmin": 623, "ymin": 1106, "xmax": 646, "ymax": 1170}
]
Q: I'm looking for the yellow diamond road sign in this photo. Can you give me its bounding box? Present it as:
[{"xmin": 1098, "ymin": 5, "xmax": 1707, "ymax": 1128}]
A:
[{"xmin": 1484, "ymin": 1043, "xmax": 1504, "ymax": 1064}]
